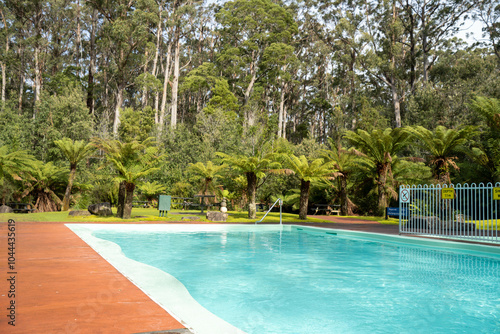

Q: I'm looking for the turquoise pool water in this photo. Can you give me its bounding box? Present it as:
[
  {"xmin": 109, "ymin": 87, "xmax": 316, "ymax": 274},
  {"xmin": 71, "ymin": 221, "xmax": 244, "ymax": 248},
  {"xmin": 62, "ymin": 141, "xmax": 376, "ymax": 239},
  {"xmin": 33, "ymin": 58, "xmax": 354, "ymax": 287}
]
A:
[{"xmin": 93, "ymin": 226, "xmax": 500, "ymax": 334}]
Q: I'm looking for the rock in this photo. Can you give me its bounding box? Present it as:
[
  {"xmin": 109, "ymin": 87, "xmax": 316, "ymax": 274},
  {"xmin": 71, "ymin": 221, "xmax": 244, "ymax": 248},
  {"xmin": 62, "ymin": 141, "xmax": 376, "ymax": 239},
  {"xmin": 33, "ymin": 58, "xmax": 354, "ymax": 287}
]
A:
[
  {"xmin": 0, "ymin": 205, "xmax": 13, "ymax": 213},
  {"xmin": 88, "ymin": 202, "xmax": 113, "ymax": 216},
  {"xmin": 68, "ymin": 210, "xmax": 91, "ymax": 217},
  {"xmin": 206, "ymin": 211, "xmax": 228, "ymax": 222}
]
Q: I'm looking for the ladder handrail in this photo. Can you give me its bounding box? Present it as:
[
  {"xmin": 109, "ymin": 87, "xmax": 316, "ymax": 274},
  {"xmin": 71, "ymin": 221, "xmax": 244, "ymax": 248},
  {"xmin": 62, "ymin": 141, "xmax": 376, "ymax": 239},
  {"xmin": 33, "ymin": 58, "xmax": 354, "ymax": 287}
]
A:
[{"xmin": 255, "ymin": 198, "xmax": 282, "ymax": 225}]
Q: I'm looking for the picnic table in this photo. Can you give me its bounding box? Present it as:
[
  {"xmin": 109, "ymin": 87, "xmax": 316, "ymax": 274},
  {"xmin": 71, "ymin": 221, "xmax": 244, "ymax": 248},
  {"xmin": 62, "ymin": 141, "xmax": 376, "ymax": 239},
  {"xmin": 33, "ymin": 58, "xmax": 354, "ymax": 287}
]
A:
[
  {"xmin": 7, "ymin": 202, "xmax": 34, "ymax": 213},
  {"xmin": 311, "ymin": 204, "xmax": 340, "ymax": 216},
  {"xmin": 193, "ymin": 195, "xmax": 219, "ymax": 213},
  {"xmin": 170, "ymin": 195, "xmax": 220, "ymax": 213},
  {"xmin": 132, "ymin": 201, "xmax": 153, "ymax": 208}
]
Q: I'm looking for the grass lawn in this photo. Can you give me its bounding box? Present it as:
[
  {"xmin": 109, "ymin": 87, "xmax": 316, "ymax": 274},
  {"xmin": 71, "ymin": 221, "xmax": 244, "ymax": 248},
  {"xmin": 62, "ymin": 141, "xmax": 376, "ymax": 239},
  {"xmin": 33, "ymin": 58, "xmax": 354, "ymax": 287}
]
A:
[
  {"xmin": 0, "ymin": 207, "xmax": 341, "ymax": 224},
  {"xmin": 398, "ymin": 218, "xmax": 499, "ymax": 230}
]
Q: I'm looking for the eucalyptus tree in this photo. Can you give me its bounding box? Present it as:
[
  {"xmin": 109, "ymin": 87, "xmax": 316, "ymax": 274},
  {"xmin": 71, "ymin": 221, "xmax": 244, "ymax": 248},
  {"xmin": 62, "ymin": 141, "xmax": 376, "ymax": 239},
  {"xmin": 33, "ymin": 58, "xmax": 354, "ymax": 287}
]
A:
[
  {"xmin": 400, "ymin": 0, "xmax": 477, "ymax": 83},
  {"xmin": 476, "ymin": 0, "xmax": 500, "ymax": 61},
  {"xmin": 54, "ymin": 138, "xmax": 95, "ymax": 211},
  {"xmin": 344, "ymin": 127, "xmax": 412, "ymax": 215},
  {"xmin": 360, "ymin": 0, "xmax": 410, "ymax": 128},
  {"xmin": 215, "ymin": 0, "xmax": 298, "ymax": 127},
  {"xmin": 3, "ymin": 0, "xmax": 47, "ymax": 109},
  {"xmin": 286, "ymin": 155, "xmax": 333, "ymax": 220},
  {"xmin": 407, "ymin": 125, "xmax": 478, "ymax": 184},
  {"xmin": 300, "ymin": 0, "xmax": 367, "ymax": 133},
  {"xmin": 88, "ymin": 0, "xmax": 158, "ymax": 135}
]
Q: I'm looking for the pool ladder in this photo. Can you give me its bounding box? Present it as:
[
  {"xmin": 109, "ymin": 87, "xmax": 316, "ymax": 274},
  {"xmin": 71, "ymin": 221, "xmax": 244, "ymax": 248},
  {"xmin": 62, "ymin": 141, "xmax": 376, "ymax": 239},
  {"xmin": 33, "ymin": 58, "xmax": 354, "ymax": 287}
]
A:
[{"xmin": 255, "ymin": 198, "xmax": 283, "ymax": 225}]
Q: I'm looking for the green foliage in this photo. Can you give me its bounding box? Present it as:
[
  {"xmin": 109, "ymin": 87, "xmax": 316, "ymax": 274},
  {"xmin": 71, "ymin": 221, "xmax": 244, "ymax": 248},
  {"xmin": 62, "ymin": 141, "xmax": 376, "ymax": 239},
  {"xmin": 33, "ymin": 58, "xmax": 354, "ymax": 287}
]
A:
[
  {"xmin": 345, "ymin": 127, "xmax": 413, "ymax": 215},
  {"xmin": 54, "ymin": 138, "xmax": 95, "ymax": 210},
  {"xmin": 469, "ymin": 96, "xmax": 500, "ymax": 179},
  {"xmin": 182, "ymin": 62, "xmax": 240, "ymax": 114},
  {"xmin": 187, "ymin": 160, "xmax": 226, "ymax": 196},
  {"xmin": 407, "ymin": 125, "xmax": 478, "ymax": 183},
  {"xmin": 0, "ymin": 106, "xmax": 32, "ymax": 149},
  {"xmin": 137, "ymin": 181, "xmax": 167, "ymax": 201},
  {"xmin": 24, "ymin": 161, "xmax": 67, "ymax": 212},
  {"xmin": 194, "ymin": 108, "xmax": 242, "ymax": 160},
  {"xmin": 32, "ymin": 86, "xmax": 93, "ymax": 162},
  {"xmin": 0, "ymin": 145, "xmax": 37, "ymax": 204},
  {"xmin": 118, "ymin": 107, "xmax": 155, "ymax": 142}
]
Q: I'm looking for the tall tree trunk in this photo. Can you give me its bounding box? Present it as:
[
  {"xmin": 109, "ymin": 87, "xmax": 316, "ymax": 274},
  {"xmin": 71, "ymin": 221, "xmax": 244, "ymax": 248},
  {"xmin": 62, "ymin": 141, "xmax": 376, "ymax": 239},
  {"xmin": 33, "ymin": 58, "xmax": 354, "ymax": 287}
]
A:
[
  {"xmin": 113, "ymin": 83, "xmax": 124, "ymax": 135},
  {"xmin": 159, "ymin": 42, "xmax": 172, "ymax": 133},
  {"xmin": 151, "ymin": 8, "xmax": 162, "ymax": 119},
  {"xmin": 246, "ymin": 172, "xmax": 257, "ymax": 219},
  {"xmin": 34, "ymin": 45, "xmax": 42, "ymax": 113},
  {"xmin": 391, "ymin": 0, "xmax": 401, "ymax": 128},
  {"xmin": 122, "ymin": 182, "xmax": 135, "ymax": 219},
  {"xmin": 61, "ymin": 165, "xmax": 77, "ymax": 211},
  {"xmin": 421, "ymin": 7, "xmax": 429, "ymax": 83},
  {"xmin": 17, "ymin": 28, "xmax": 25, "ymax": 112},
  {"xmin": 75, "ymin": 0, "xmax": 82, "ymax": 74},
  {"xmin": 87, "ymin": 8, "xmax": 97, "ymax": 114},
  {"xmin": 278, "ymin": 78, "xmax": 288, "ymax": 138},
  {"xmin": 339, "ymin": 175, "xmax": 348, "ymax": 216},
  {"xmin": 406, "ymin": 0, "xmax": 416, "ymax": 93},
  {"xmin": 1, "ymin": 9, "xmax": 7, "ymax": 110},
  {"xmin": 392, "ymin": 82, "xmax": 401, "ymax": 127},
  {"xmin": 117, "ymin": 181, "xmax": 126, "ymax": 218},
  {"xmin": 18, "ymin": 71, "xmax": 24, "ymax": 112},
  {"xmin": 299, "ymin": 179, "xmax": 310, "ymax": 220},
  {"xmin": 244, "ymin": 65, "xmax": 257, "ymax": 105},
  {"xmin": 282, "ymin": 103, "xmax": 288, "ymax": 139},
  {"xmin": 170, "ymin": 27, "xmax": 180, "ymax": 130},
  {"xmin": 141, "ymin": 49, "xmax": 149, "ymax": 108}
]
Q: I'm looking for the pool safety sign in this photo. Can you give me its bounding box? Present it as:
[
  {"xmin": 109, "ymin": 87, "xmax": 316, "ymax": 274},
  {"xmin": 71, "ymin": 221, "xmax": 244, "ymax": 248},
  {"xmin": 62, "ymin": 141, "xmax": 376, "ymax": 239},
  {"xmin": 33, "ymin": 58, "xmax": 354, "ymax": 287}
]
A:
[
  {"xmin": 441, "ymin": 188, "xmax": 455, "ymax": 199},
  {"xmin": 400, "ymin": 189, "xmax": 410, "ymax": 203},
  {"xmin": 494, "ymin": 187, "xmax": 500, "ymax": 200}
]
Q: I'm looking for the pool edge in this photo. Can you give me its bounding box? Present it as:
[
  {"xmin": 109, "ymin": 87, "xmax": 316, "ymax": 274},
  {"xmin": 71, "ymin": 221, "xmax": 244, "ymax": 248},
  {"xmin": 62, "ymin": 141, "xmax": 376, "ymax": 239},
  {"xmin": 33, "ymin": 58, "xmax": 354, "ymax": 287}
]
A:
[{"xmin": 65, "ymin": 223, "xmax": 247, "ymax": 334}]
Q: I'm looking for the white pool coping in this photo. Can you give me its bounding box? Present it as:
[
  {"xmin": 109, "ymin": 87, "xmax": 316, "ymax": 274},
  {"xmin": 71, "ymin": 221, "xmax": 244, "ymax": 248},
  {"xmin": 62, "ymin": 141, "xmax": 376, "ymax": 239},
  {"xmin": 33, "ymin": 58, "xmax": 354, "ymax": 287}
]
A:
[
  {"xmin": 66, "ymin": 223, "xmax": 500, "ymax": 334},
  {"xmin": 66, "ymin": 224, "xmax": 290, "ymax": 334},
  {"xmin": 65, "ymin": 224, "xmax": 273, "ymax": 334}
]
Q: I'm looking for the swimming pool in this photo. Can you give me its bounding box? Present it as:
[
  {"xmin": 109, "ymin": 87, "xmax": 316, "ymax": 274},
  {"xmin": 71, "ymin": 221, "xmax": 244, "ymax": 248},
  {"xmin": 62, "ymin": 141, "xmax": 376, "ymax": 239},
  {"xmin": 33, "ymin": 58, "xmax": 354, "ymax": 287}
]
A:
[{"xmin": 67, "ymin": 224, "xmax": 500, "ymax": 334}]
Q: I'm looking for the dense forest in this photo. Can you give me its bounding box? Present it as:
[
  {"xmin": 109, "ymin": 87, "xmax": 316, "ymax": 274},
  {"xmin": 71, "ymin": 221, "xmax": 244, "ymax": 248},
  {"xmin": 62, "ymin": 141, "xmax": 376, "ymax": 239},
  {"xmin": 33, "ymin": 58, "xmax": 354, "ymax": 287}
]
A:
[{"xmin": 0, "ymin": 0, "xmax": 499, "ymax": 218}]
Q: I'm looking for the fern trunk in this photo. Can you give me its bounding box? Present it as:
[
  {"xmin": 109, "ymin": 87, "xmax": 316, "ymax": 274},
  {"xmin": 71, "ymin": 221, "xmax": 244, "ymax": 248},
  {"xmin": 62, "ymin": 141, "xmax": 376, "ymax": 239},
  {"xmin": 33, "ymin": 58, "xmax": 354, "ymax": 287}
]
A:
[
  {"xmin": 117, "ymin": 181, "xmax": 126, "ymax": 218},
  {"xmin": 299, "ymin": 179, "xmax": 310, "ymax": 220},
  {"xmin": 339, "ymin": 175, "xmax": 348, "ymax": 216},
  {"xmin": 247, "ymin": 172, "xmax": 257, "ymax": 219},
  {"xmin": 61, "ymin": 164, "xmax": 77, "ymax": 211},
  {"xmin": 122, "ymin": 182, "xmax": 135, "ymax": 219},
  {"xmin": 377, "ymin": 163, "xmax": 388, "ymax": 216}
]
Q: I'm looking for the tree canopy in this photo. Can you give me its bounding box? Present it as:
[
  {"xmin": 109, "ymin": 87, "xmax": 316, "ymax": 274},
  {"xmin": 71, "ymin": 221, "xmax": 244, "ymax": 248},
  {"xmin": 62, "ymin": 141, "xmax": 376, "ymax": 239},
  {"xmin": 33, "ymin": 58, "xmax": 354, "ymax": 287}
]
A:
[{"xmin": 0, "ymin": 0, "xmax": 499, "ymax": 217}]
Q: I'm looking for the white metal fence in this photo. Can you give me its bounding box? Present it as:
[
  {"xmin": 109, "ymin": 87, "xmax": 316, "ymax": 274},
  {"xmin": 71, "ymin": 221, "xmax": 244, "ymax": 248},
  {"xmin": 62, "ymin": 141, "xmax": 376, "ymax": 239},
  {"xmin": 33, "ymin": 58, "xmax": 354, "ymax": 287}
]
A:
[{"xmin": 399, "ymin": 183, "xmax": 500, "ymax": 243}]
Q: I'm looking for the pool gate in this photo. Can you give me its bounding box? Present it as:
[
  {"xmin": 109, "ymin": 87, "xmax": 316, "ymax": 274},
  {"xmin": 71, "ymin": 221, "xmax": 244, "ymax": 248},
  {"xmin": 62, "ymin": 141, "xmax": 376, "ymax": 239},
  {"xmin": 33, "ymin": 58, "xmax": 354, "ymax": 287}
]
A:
[{"xmin": 399, "ymin": 183, "xmax": 500, "ymax": 243}]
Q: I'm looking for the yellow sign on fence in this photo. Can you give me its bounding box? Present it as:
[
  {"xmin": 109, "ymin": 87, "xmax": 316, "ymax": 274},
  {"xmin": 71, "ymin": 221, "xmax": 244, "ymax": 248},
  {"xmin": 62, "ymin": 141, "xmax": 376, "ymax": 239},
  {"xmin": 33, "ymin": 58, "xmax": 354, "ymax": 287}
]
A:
[
  {"xmin": 441, "ymin": 188, "xmax": 455, "ymax": 199},
  {"xmin": 494, "ymin": 187, "xmax": 500, "ymax": 200}
]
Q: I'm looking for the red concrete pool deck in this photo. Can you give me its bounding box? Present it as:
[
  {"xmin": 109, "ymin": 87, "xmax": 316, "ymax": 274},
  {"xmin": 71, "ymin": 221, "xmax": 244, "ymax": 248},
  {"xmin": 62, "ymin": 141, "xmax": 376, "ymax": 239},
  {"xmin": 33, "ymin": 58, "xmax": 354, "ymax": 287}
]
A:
[
  {"xmin": 1, "ymin": 220, "xmax": 187, "ymax": 334},
  {"xmin": 0, "ymin": 217, "xmax": 494, "ymax": 333}
]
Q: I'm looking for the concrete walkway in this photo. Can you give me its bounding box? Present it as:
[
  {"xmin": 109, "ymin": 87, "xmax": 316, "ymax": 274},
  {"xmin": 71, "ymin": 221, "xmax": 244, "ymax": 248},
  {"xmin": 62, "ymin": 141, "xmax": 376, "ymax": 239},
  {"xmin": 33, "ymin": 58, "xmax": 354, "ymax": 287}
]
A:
[
  {"xmin": 294, "ymin": 215, "xmax": 400, "ymax": 234},
  {"xmin": 1, "ymin": 220, "xmax": 186, "ymax": 334}
]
